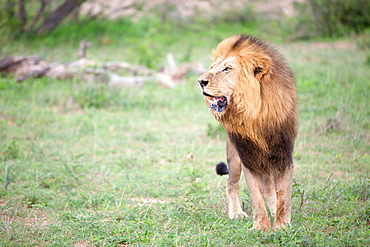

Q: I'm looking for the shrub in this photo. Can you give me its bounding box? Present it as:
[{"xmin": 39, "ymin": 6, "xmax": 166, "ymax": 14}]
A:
[{"xmin": 293, "ymin": 0, "xmax": 370, "ymax": 38}]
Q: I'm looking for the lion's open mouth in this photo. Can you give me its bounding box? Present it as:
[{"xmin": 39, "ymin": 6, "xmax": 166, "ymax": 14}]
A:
[{"xmin": 206, "ymin": 95, "xmax": 227, "ymax": 113}]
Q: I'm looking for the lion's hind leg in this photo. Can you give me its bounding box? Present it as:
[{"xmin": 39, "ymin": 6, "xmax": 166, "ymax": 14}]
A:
[
  {"xmin": 226, "ymin": 136, "xmax": 248, "ymax": 219},
  {"xmin": 272, "ymin": 165, "xmax": 294, "ymax": 230},
  {"xmin": 263, "ymin": 173, "xmax": 277, "ymax": 218},
  {"xmin": 242, "ymin": 167, "xmax": 271, "ymax": 231}
]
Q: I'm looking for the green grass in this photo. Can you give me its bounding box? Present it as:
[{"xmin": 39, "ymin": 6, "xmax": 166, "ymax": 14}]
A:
[{"xmin": 1, "ymin": 17, "xmax": 369, "ymax": 246}]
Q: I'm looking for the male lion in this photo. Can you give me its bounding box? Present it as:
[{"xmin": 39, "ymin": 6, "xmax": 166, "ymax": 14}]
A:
[{"xmin": 198, "ymin": 34, "xmax": 298, "ymax": 231}]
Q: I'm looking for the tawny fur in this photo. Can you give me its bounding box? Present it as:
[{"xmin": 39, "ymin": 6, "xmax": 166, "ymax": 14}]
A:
[
  {"xmin": 211, "ymin": 35, "xmax": 297, "ymax": 155},
  {"xmin": 198, "ymin": 34, "xmax": 298, "ymax": 231},
  {"xmin": 200, "ymin": 34, "xmax": 297, "ymax": 174}
]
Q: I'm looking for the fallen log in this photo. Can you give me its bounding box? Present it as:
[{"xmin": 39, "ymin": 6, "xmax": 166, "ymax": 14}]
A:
[
  {"xmin": 0, "ymin": 40, "xmax": 205, "ymax": 88},
  {"xmin": 0, "ymin": 56, "xmax": 27, "ymax": 72}
]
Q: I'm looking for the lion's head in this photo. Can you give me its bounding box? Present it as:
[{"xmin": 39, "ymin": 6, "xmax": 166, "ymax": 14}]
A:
[
  {"xmin": 198, "ymin": 34, "xmax": 272, "ymax": 118},
  {"xmin": 198, "ymin": 34, "xmax": 297, "ymax": 149}
]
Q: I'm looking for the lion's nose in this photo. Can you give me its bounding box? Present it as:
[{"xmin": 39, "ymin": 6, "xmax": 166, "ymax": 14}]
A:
[{"xmin": 198, "ymin": 79, "xmax": 209, "ymax": 88}]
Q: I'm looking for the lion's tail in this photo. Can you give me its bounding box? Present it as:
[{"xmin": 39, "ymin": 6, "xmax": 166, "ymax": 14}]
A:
[{"xmin": 215, "ymin": 162, "xmax": 229, "ymax": 176}]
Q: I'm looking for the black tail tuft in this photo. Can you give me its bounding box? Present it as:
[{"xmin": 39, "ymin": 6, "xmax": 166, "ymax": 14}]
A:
[{"xmin": 215, "ymin": 162, "xmax": 229, "ymax": 176}]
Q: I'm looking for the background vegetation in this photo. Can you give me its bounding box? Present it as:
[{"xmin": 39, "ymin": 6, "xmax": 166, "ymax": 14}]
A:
[
  {"xmin": 292, "ymin": 0, "xmax": 370, "ymax": 38},
  {"xmin": 1, "ymin": 0, "xmax": 369, "ymax": 246}
]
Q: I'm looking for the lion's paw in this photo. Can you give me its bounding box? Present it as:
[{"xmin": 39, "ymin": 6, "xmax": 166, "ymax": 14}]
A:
[
  {"xmin": 272, "ymin": 222, "xmax": 289, "ymax": 231},
  {"xmin": 228, "ymin": 211, "xmax": 248, "ymax": 220},
  {"xmin": 249, "ymin": 220, "xmax": 271, "ymax": 232}
]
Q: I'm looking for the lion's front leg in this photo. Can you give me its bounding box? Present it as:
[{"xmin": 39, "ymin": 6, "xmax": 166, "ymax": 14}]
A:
[{"xmin": 226, "ymin": 136, "xmax": 248, "ymax": 219}]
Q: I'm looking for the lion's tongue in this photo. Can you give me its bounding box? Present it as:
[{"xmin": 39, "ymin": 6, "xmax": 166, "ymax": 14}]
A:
[
  {"xmin": 214, "ymin": 97, "xmax": 225, "ymax": 102},
  {"xmin": 209, "ymin": 97, "xmax": 227, "ymax": 112}
]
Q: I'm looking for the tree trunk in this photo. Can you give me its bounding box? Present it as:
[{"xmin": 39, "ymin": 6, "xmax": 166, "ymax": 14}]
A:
[
  {"xmin": 36, "ymin": 0, "xmax": 84, "ymax": 33},
  {"xmin": 18, "ymin": 0, "xmax": 27, "ymax": 30}
]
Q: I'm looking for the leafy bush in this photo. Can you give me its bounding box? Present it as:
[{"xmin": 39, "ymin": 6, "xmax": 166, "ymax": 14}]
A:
[{"xmin": 293, "ymin": 0, "xmax": 370, "ymax": 38}]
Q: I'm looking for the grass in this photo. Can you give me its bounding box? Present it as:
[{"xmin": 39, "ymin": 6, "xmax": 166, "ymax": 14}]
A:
[{"xmin": 1, "ymin": 16, "xmax": 369, "ymax": 246}]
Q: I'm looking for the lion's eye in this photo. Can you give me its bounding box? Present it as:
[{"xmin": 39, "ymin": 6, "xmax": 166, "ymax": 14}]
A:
[{"xmin": 222, "ymin": 67, "xmax": 231, "ymax": 72}]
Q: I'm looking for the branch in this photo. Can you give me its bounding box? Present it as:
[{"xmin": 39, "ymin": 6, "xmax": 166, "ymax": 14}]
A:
[
  {"xmin": 28, "ymin": 0, "xmax": 48, "ymax": 32},
  {"xmin": 16, "ymin": 66, "xmax": 52, "ymax": 82},
  {"xmin": 77, "ymin": 39, "xmax": 92, "ymax": 59},
  {"xmin": 0, "ymin": 56, "xmax": 26, "ymax": 72}
]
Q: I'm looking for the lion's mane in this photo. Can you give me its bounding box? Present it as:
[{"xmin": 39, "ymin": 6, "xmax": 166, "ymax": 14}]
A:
[{"xmin": 211, "ymin": 34, "xmax": 298, "ymax": 173}]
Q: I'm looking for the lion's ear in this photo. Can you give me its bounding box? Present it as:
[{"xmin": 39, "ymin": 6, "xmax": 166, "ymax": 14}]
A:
[{"xmin": 253, "ymin": 57, "xmax": 270, "ymax": 81}]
